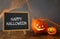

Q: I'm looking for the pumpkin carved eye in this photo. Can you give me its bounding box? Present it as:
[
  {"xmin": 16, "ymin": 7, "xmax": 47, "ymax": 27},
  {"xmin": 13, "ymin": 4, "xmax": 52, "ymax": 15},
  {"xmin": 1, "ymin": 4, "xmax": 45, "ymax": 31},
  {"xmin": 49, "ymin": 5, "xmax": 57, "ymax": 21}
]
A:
[
  {"xmin": 36, "ymin": 24, "xmax": 39, "ymax": 26},
  {"xmin": 36, "ymin": 24, "xmax": 41, "ymax": 28},
  {"xmin": 42, "ymin": 25, "xmax": 44, "ymax": 27},
  {"xmin": 49, "ymin": 29, "xmax": 54, "ymax": 33}
]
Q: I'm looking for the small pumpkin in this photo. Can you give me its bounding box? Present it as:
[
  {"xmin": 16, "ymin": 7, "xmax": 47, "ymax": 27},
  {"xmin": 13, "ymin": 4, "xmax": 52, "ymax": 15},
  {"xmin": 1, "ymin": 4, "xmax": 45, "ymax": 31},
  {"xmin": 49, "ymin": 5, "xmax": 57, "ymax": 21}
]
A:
[
  {"xmin": 32, "ymin": 19, "xmax": 48, "ymax": 34},
  {"xmin": 47, "ymin": 27, "xmax": 57, "ymax": 35}
]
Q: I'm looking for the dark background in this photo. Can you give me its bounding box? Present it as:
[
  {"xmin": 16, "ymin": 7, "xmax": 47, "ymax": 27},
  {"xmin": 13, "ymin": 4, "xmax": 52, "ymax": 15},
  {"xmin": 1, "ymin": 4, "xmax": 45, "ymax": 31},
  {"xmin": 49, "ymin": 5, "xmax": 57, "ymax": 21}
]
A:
[{"xmin": 0, "ymin": 0, "xmax": 60, "ymax": 30}]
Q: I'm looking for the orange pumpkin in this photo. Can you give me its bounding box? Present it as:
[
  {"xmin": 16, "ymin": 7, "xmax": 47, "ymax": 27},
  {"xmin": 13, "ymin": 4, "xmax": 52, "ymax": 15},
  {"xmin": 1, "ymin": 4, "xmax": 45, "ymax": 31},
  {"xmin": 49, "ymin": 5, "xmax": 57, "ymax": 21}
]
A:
[
  {"xmin": 47, "ymin": 27, "xmax": 57, "ymax": 35},
  {"xmin": 32, "ymin": 19, "xmax": 48, "ymax": 34}
]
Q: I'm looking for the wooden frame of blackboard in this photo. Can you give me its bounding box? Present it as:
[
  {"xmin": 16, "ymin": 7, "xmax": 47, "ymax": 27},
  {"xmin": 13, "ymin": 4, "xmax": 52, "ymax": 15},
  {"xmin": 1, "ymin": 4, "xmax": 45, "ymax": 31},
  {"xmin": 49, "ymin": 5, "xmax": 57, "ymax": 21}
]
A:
[{"xmin": 3, "ymin": 11, "xmax": 30, "ymax": 32}]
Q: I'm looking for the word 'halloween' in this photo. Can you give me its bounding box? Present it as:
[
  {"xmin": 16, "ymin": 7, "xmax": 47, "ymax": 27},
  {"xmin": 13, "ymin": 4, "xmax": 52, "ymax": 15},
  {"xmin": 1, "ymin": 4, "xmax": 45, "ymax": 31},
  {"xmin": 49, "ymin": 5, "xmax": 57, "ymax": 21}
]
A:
[{"xmin": 6, "ymin": 17, "xmax": 27, "ymax": 26}]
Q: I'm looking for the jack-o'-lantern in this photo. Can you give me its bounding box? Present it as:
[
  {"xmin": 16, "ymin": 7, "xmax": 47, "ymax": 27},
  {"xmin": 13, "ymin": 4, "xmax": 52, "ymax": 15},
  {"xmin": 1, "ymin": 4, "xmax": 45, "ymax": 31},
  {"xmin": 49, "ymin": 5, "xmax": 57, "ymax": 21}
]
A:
[
  {"xmin": 47, "ymin": 27, "xmax": 57, "ymax": 35},
  {"xmin": 32, "ymin": 19, "xmax": 48, "ymax": 34}
]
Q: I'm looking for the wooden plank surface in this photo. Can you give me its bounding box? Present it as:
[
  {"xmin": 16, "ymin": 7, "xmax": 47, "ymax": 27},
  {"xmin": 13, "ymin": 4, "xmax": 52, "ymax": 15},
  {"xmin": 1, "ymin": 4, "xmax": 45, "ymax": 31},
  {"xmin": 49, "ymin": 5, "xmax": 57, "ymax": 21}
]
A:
[{"xmin": 0, "ymin": 31, "xmax": 60, "ymax": 39}]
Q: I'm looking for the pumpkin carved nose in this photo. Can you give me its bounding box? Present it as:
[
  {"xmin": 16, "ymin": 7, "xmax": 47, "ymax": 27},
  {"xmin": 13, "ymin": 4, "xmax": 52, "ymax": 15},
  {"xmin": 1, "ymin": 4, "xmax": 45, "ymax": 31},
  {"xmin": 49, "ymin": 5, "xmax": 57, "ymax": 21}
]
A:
[{"xmin": 39, "ymin": 26, "xmax": 41, "ymax": 28}]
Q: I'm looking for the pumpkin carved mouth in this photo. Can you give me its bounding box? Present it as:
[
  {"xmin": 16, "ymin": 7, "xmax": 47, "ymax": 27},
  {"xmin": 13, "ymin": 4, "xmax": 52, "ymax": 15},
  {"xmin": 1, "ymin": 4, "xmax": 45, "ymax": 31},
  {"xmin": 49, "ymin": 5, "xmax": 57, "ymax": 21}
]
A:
[
  {"xmin": 34, "ymin": 24, "xmax": 45, "ymax": 31},
  {"xmin": 35, "ymin": 27, "xmax": 45, "ymax": 31}
]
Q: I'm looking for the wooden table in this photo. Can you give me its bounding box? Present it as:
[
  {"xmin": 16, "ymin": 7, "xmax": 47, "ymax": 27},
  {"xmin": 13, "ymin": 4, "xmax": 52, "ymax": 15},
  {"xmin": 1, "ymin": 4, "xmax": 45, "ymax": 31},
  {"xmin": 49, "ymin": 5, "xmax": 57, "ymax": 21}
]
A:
[{"xmin": 0, "ymin": 31, "xmax": 60, "ymax": 39}]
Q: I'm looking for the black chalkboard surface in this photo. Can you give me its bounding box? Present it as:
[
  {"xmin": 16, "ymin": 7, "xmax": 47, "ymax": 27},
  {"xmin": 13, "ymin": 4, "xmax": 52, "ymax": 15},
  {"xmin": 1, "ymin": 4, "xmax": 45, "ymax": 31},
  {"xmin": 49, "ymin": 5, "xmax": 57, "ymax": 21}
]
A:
[{"xmin": 3, "ymin": 12, "xmax": 30, "ymax": 31}]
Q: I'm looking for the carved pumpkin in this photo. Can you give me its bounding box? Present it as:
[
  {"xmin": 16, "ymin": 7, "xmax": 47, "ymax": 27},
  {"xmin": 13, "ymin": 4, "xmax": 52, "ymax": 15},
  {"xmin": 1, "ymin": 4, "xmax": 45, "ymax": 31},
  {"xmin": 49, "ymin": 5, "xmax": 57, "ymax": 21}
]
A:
[
  {"xmin": 32, "ymin": 19, "xmax": 48, "ymax": 34},
  {"xmin": 47, "ymin": 27, "xmax": 57, "ymax": 35}
]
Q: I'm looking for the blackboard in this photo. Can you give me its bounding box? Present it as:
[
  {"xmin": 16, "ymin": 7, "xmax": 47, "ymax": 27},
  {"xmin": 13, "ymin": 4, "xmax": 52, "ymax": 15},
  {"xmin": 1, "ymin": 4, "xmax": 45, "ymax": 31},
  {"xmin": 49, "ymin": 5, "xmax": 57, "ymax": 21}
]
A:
[{"xmin": 3, "ymin": 12, "xmax": 30, "ymax": 31}]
